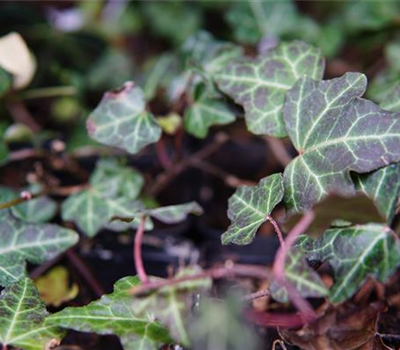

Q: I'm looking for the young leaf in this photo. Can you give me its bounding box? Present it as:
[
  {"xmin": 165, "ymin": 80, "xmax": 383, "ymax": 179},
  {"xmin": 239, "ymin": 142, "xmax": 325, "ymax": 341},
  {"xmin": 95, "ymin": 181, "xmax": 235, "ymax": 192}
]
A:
[
  {"xmin": 284, "ymin": 193, "xmax": 386, "ymax": 238},
  {"xmin": 112, "ymin": 201, "xmax": 203, "ymax": 225},
  {"xmin": 225, "ymin": 0, "xmax": 299, "ymax": 45},
  {"xmin": 184, "ymin": 95, "xmax": 235, "ymax": 139},
  {"xmin": 0, "ymin": 210, "xmax": 78, "ymax": 286},
  {"xmin": 299, "ymin": 224, "xmax": 400, "ymax": 303},
  {"xmin": 62, "ymin": 189, "xmax": 152, "ymax": 237},
  {"xmin": 48, "ymin": 271, "xmax": 211, "ymax": 350},
  {"xmin": 215, "ymin": 41, "xmax": 324, "ymax": 137},
  {"xmin": 87, "ymin": 82, "xmax": 162, "ymax": 154},
  {"xmin": 354, "ymin": 87, "xmax": 400, "ymax": 223},
  {"xmin": 283, "ymin": 72, "xmax": 400, "ymax": 213},
  {"xmin": 270, "ymin": 248, "xmax": 328, "ymax": 302},
  {"xmin": 181, "ymin": 31, "xmax": 243, "ymax": 78},
  {"xmin": 222, "ymin": 174, "xmax": 284, "ymax": 245},
  {"xmin": 0, "ymin": 278, "xmax": 65, "ymax": 350}
]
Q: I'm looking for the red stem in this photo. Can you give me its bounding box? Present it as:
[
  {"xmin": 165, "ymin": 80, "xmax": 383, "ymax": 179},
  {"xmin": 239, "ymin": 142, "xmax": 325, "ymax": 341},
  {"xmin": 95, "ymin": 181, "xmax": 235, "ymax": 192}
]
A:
[
  {"xmin": 266, "ymin": 215, "xmax": 285, "ymax": 247},
  {"xmin": 134, "ymin": 216, "xmax": 148, "ymax": 283},
  {"xmin": 273, "ymin": 210, "xmax": 317, "ymax": 322}
]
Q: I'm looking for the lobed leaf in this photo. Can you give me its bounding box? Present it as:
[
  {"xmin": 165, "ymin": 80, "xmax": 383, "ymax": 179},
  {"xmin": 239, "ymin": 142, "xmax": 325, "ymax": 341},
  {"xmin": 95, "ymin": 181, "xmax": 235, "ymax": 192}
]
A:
[
  {"xmin": 222, "ymin": 174, "xmax": 284, "ymax": 245},
  {"xmin": 0, "ymin": 209, "xmax": 78, "ymax": 286},
  {"xmin": 87, "ymin": 82, "xmax": 162, "ymax": 154},
  {"xmin": 270, "ymin": 248, "xmax": 328, "ymax": 302},
  {"xmin": 215, "ymin": 41, "xmax": 324, "ymax": 137},
  {"xmin": 299, "ymin": 224, "xmax": 400, "ymax": 303},
  {"xmin": 283, "ymin": 72, "xmax": 400, "ymax": 213},
  {"xmin": 48, "ymin": 269, "xmax": 211, "ymax": 350},
  {"xmin": 0, "ymin": 278, "xmax": 65, "ymax": 350}
]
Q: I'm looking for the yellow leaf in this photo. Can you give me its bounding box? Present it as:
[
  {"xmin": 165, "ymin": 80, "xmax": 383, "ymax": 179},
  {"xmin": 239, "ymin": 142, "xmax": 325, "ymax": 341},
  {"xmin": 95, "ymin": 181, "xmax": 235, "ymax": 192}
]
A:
[
  {"xmin": 35, "ymin": 266, "xmax": 79, "ymax": 307},
  {"xmin": 0, "ymin": 32, "xmax": 36, "ymax": 89},
  {"xmin": 157, "ymin": 113, "xmax": 182, "ymax": 135}
]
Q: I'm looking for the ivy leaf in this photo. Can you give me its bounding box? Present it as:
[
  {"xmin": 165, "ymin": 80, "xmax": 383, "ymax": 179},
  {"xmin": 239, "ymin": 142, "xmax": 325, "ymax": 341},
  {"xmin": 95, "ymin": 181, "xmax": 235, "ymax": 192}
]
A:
[
  {"xmin": 48, "ymin": 270, "xmax": 211, "ymax": 350},
  {"xmin": 225, "ymin": 0, "xmax": 300, "ymax": 45},
  {"xmin": 112, "ymin": 201, "xmax": 203, "ymax": 225},
  {"xmin": 222, "ymin": 174, "xmax": 284, "ymax": 245},
  {"xmin": 0, "ymin": 66, "xmax": 11, "ymax": 97},
  {"xmin": 0, "ymin": 185, "xmax": 57, "ymax": 224},
  {"xmin": 181, "ymin": 31, "xmax": 242, "ymax": 78},
  {"xmin": 284, "ymin": 193, "xmax": 386, "ymax": 238},
  {"xmin": 0, "ymin": 209, "xmax": 78, "ymax": 286},
  {"xmin": 353, "ymin": 88, "xmax": 400, "ymax": 224},
  {"xmin": 62, "ymin": 160, "xmax": 151, "ymax": 237},
  {"xmin": 184, "ymin": 93, "xmax": 235, "ymax": 139},
  {"xmin": 283, "ymin": 72, "xmax": 400, "ymax": 213},
  {"xmin": 62, "ymin": 189, "xmax": 152, "ymax": 237},
  {"xmin": 0, "ymin": 278, "xmax": 65, "ymax": 350},
  {"xmin": 87, "ymin": 82, "xmax": 162, "ymax": 154},
  {"xmin": 215, "ymin": 41, "xmax": 324, "ymax": 137},
  {"xmin": 299, "ymin": 224, "xmax": 400, "ymax": 303},
  {"xmin": 270, "ymin": 248, "xmax": 328, "ymax": 302}
]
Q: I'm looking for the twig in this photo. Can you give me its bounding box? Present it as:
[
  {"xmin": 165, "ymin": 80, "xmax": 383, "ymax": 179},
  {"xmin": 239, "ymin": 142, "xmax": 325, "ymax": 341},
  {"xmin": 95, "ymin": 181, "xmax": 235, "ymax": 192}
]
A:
[
  {"xmin": 66, "ymin": 249, "xmax": 104, "ymax": 298},
  {"xmin": 266, "ymin": 215, "xmax": 285, "ymax": 247},
  {"xmin": 273, "ymin": 211, "xmax": 316, "ymax": 322},
  {"xmin": 6, "ymin": 101, "xmax": 41, "ymax": 132},
  {"xmin": 155, "ymin": 138, "xmax": 173, "ymax": 170},
  {"xmin": 134, "ymin": 216, "xmax": 148, "ymax": 283},
  {"xmin": 0, "ymin": 190, "xmax": 45, "ymax": 210},
  {"xmin": 190, "ymin": 159, "xmax": 256, "ymax": 187},
  {"xmin": 263, "ymin": 136, "xmax": 292, "ymax": 167},
  {"xmin": 8, "ymin": 148, "xmax": 44, "ymax": 162},
  {"xmin": 149, "ymin": 132, "xmax": 229, "ymax": 196},
  {"xmin": 243, "ymin": 289, "xmax": 270, "ymax": 301},
  {"xmin": 19, "ymin": 86, "xmax": 77, "ymax": 100},
  {"xmin": 245, "ymin": 309, "xmax": 307, "ymax": 328},
  {"xmin": 130, "ymin": 262, "xmax": 271, "ymax": 295},
  {"xmin": 29, "ymin": 254, "xmax": 63, "ymax": 279}
]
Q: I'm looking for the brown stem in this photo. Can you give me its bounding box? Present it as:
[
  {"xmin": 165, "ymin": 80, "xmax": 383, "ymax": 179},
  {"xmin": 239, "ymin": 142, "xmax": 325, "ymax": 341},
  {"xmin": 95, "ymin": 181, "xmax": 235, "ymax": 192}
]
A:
[
  {"xmin": 29, "ymin": 254, "xmax": 63, "ymax": 279},
  {"xmin": 6, "ymin": 101, "xmax": 41, "ymax": 132},
  {"xmin": 130, "ymin": 262, "xmax": 271, "ymax": 295},
  {"xmin": 0, "ymin": 190, "xmax": 45, "ymax": 210},
  {"xmin": 66, "ymin": 249, "xmax": 104, "ymax": 298},
  {"xmin": 155, "ymin": 138, "xmax": 173, "ymax": 170},
  {"xmin": 134, "ymin": 216, "xmax": 148, "ymax": 283},
  {"xmin": 266, "ymin": 215, "xmax": 285, "ymax": 247},
  {"xmin": 149, "ymin": 132, "xmax": 229, "ymax": 196},
  {"xmin": 243, "ymin": 289, "xmax": 270, "ymax": 301},
  {"xmin": 245, "ymin": 309, "xmax": 307, "ymax": 329},
  {"xmin": 263, "ymin": 136, "xmax": 293, "ymax": 168}
]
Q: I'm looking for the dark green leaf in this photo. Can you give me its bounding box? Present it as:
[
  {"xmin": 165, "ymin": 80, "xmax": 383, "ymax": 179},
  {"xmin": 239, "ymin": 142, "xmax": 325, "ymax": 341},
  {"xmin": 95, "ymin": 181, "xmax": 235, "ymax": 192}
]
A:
[
  {"xmin": 222, "ymin": 174, "xmax": 284, "ymax": 245},
  {"xmin": 87, "ymin": 82, "xmax": 162, "ymax": 154},
  {"xmin": 215, "ymin": 41, "xmax": 324, "ymax": 137},
  {"xmin": 0, "ymin": 66, "xmax": 11, "ymax": 97},
  {"xmin": 299, "ymin": 224, "xmax": 400, "ymax": 303},
  {"xmin": 283, "ymin": 72, "xmax": 400, "ymax": 212},
  {"xmin": 0, "ymin": 278, "xmax": 65, "ymax": 350},
  {"xmin": 270, "ymin": 248, "xmax": 328, "ymax": 302},
  {"xmin": 285, "ymin": 193, "xmax": 386, "ymax": 238},
  {"xmin": 0, "ymin": 209, "xmax": 78, "ymax": 286}
]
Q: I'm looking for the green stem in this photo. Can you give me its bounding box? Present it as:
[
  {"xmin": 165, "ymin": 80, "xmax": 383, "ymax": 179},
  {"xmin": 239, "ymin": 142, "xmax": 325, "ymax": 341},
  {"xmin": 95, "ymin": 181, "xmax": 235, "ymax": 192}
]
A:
[
  {"xmin": 0, "ymin": 191, "xmax": 45, "ymax": 211},
  {"xmin": 19, "ymin": 86, "xmax": 77, "ymax": 100}
]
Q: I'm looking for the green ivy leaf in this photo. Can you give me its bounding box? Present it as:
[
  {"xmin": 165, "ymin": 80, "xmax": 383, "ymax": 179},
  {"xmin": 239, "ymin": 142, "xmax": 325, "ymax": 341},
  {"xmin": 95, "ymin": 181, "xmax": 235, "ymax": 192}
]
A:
[
  {"xmin": 222, "ymin": 174, "xmax": 284, "ymax": 245},
  {"xmin": 0, "ymin": 278, "xmax": 65, "ymax": 350},
  {"xmin": 87, "ymin": 82, "xmax": 162, "ymax": 154},
  {"xmin": 283, "ymin": 72, "xmax": 400, "ymax": 213},
  {"xmin": 0, "ymin": 185, "xmax": 57, "ymax": 224},
  {"xmin": 112, "ymin": 201, "xmax": 203, "ymax": 225},
  {"xmin": 215, "ymin": 41, "xmax": 324, "ymax": 137},
  {"xmin": 0, "ymin": 66, "xmax": 11, "ymax": 97},
  {"xmin": 184, "ymin": 94, "xmax": 235, "ymax": 139},
  {"xmin": 380, "ymin": 84, "xmax": 400, "ymax": 112},
  {"xmin": 299, "ymin": 224, "xmax": 400, "ymax": 303},
  {"xmin": 270, "ymin": 248, "xmax": 328, "ymax": 303},
  {"xmin": 181, "ymin": 31, "xmax": 242, "ymax": 78},
  {"xmin": 48, "ymin": 270, "xmax": 211, "ymax": 349},
  {"xmin": 62, "ymin": 160, "xmax": 151, "ymax": 237},
  {"xmin": 225, "ymin": 0, "xmax": 299, "ymax": 45},
  {"xmin": 0, "ymin": 209, "xmax": 78, "ymax": 286}
]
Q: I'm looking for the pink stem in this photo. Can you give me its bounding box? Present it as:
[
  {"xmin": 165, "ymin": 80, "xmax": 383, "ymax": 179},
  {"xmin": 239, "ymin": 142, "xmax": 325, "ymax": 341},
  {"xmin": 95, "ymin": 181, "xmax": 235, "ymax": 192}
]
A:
[
  {"xmin": 155, "ymin": 138, "xmax": 173, "ymax": 170},
  {"xmin": 273, "ymin": 211, "xmax": 316, "ymax": 322},
  {"xmin": 134, "ymin": 216, "xmax": 148, "ymax": 283},
  {"xmin": 266, "ymin": 215, "xmax": 285, "ymax": 247}
]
